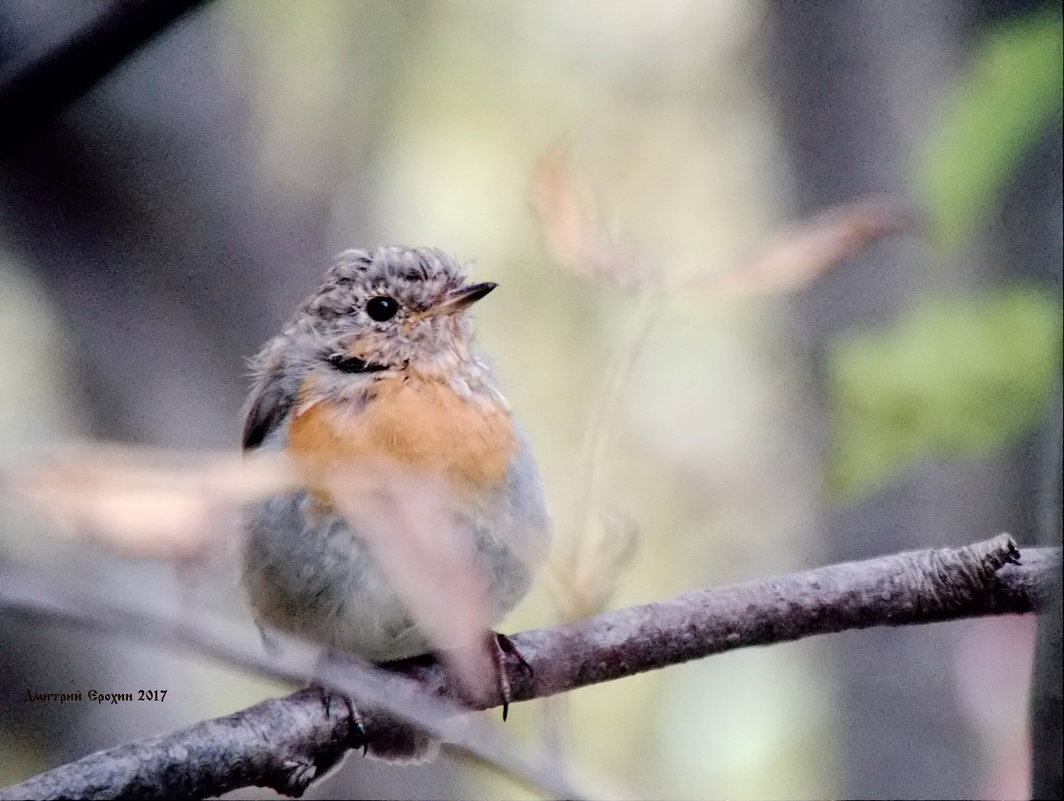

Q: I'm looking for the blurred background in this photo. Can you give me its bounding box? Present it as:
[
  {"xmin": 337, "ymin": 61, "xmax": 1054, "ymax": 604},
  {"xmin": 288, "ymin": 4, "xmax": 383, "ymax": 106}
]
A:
[{"xmin": 0, "ymin": 1, "xmax": 1061, "ymax": 799}]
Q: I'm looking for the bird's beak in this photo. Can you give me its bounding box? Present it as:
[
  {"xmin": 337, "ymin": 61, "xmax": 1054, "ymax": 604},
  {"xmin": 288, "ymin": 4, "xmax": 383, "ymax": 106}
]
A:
[{"xmin": 421, "ymin": 282, "xmax": 497, "ymax": 318}]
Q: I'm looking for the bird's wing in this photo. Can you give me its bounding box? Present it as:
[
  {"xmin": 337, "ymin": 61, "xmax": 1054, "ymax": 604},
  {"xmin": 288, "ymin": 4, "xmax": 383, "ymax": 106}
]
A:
[{"xmin": 242, "ymin": 362, "xmax": 294, "ymax": 451}]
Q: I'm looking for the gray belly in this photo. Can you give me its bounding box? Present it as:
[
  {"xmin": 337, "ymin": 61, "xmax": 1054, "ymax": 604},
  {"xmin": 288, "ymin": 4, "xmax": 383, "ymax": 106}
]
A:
[{"xmin": 241, "ymin": 443, "xmax": 550, "ymax": 662}]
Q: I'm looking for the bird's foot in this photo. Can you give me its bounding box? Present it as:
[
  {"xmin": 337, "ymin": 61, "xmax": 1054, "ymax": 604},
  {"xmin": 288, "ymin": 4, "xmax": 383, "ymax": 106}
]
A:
[
  {"xmin": 308, "ymin": 654, "xmax": 438, "ymax": 764},
  {"xmin": 312, "ymin": 681, "xmax": 368, "ymax": 755},
  {"xmin": 491, "ymin": 631, "xmax": 533, "ymax": 722}
]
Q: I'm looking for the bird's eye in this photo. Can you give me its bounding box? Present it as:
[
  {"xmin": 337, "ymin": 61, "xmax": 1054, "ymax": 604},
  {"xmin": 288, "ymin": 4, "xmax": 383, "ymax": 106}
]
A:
[{"xmin": 366, "ymin": 296, "xmax": 399, "ymax": 322}]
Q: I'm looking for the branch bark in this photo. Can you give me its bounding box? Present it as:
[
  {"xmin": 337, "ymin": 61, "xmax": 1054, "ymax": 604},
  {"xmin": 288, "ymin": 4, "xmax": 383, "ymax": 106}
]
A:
[
  {"xmin": 2, "ymin": 535, "xmax": 1059, "ymax": 800},
  {"xmin": 0, "ymin": 0, "xmax": 211, "ymax": 153}
]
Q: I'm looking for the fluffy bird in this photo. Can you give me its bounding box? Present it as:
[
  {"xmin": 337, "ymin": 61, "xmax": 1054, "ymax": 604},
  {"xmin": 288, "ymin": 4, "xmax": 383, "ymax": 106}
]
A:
[{"xmin": 240, "ymin": 247, "xmax": 551, "ymax": 760}]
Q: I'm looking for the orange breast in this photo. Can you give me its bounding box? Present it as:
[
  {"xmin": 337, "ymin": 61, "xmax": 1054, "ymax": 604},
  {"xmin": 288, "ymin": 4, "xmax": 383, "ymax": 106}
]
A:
[{"xmin": 288, "ymin": 376, "xmax": 516, "ymax": 495}]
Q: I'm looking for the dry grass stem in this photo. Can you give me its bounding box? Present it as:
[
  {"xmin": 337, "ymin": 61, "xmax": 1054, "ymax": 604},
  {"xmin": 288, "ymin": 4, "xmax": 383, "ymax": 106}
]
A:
[
  {"xmin": 531, "ymin": 149, "xmax": 913, "ymax": 622},
  {"xmin": 552, "ymin": 285, "xmax": 662, "ymax": 621}
]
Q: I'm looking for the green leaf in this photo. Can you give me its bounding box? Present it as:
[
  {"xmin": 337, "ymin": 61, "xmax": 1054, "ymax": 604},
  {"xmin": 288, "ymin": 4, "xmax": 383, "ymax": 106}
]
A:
[
  {"xmin": 828, "ymin": 288, "xmax": 1063, "ymax": 500},
  {"xmin": 915, "ymin": 10, "xmax": 1063, "ymax": 246}
]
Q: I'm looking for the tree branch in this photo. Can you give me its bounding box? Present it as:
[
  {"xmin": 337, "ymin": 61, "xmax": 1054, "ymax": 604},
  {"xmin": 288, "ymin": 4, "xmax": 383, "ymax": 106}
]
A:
[
  {"xmin": 0, "ymin": 0, "xmax": 211, "ymax": 154},
  {"xmin": 2, "ymin": 535, "xmax": 1059, "ymax": 800},
  {"xmin": 509, "ymin": 534, "xmax": 1057, "ymax": 702}
]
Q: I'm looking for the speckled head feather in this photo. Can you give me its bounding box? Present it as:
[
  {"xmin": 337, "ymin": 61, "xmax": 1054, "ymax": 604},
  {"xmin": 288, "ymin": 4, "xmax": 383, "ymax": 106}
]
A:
[
  {"xmin": 299, "ymin": 247, "xmax": 470, "ymax": 323},
  {"xmin": 242, "ymin": 247, "xmax": 502, "ymax": 451}
]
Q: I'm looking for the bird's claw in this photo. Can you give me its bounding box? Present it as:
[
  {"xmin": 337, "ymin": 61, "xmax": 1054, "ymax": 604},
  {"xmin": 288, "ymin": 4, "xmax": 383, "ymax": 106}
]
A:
[
  {"xmin": 315, "ymin": 684, "xmax": 369, "ymax": 756},
  {"xmin": 492, "ymin": 632, "xmax": 532, "ymax": 722}
]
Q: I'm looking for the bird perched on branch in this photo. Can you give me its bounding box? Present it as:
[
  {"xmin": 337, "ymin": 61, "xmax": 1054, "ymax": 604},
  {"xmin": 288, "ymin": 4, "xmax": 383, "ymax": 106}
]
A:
[{"xmin": 240, "ymin": 246, "xmax": 551, "ymax": 762}]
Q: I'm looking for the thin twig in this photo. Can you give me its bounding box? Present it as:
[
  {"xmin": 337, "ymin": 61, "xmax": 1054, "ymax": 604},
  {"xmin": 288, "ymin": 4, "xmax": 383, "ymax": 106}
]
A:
[
  {"xmin": 0, "ymin": 0, "xmax": 211, "ymax": 153},
  {"xmin": 0, "ymin": 534, "xmax": 1059, "ymax": 800}
]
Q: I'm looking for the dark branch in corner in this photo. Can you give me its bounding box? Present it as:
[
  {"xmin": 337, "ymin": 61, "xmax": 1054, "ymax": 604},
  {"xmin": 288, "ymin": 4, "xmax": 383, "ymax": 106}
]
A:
[
  {"xmin": 0, "ymin": 0, "xmax": 211, "ymax": 154},
  {"xmin": 1, "ymin": 535, "xmax": 1060, "ymax": 800}
]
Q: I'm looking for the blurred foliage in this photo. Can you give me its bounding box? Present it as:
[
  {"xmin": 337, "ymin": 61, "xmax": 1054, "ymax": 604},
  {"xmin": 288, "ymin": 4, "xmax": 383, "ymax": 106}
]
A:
[
  {"xmin": 915, "ymin": 8, "xmax": 1063, "ymax": 246},
  {"xmin": 829, "ymin": 287, "xmax": 1063, "ymax": 499}
]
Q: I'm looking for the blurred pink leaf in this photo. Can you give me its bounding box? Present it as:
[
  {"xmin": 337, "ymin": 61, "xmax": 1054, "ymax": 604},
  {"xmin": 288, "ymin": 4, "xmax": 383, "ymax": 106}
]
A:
[
  {"xmin": 2, "ymin": 443, "xmax": 296, "ymax": 562},
  {"xmin": 692, "ymin": 196, "xmax": 915, "ymax": 299},
  {"xmin": 530, "ymin": 145, "xmax": 648, "ymax": 290},
  {"xmin": 324, "ymin": 463, "xmax": 498, "ymax": 705}
]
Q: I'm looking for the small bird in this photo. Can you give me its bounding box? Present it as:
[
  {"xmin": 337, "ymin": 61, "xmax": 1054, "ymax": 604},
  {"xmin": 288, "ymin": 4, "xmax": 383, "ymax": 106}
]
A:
[{"xmin": 240, "ymin": 246, "xmax": 551, "ymax": 761}]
